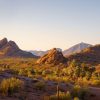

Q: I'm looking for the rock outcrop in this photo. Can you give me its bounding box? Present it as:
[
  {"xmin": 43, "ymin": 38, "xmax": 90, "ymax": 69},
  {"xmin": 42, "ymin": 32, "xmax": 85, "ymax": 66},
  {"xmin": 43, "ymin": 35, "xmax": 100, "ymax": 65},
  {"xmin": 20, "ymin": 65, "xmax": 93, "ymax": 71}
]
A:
[
  {"xmin": 37, "ymin": 48, "xmax": 67, "ymax": 64},
  {"xmin": 0, "ymin": 38, "xmax": 8, "ymax": 48}
]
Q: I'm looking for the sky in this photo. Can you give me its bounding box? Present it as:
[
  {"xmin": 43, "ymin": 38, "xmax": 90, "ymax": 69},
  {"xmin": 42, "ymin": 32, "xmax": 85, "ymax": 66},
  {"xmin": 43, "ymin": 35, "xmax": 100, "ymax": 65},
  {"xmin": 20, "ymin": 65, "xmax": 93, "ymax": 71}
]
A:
[{"xmin": 0, "ymin": 0, "xmax": 100, "ymax": 50}]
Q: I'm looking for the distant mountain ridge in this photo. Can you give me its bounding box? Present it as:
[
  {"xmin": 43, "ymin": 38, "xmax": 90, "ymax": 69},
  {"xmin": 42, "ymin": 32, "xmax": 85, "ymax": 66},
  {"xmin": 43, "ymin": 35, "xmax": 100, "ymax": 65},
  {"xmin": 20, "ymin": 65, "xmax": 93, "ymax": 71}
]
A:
[
  {"xmin": 30, "ymin": 48, "xmax": 62, "ymax": 57},
  {"xmin": 0, "ymin": 38, "xmax": 37, "ymax": 58},
  {"xmin": 30, "ymin": 43, "xmax": 92, "ymax": 57},
  {"xmin": 68, "ymin": 44, "xmax": 100, "ymax": 65},
  {"xmin": 30, "ymin": 50, "xmax": 48, "ymax": 57},
  {"xmin": 63, "ymin": 42, "xmax": 92, "ymax": 56}
]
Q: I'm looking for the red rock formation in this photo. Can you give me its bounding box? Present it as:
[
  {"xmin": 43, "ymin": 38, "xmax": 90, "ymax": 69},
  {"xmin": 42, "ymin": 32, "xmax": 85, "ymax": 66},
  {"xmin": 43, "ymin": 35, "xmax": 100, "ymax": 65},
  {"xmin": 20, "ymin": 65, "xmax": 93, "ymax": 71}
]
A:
[{"xmin": 37, "ymin": 48, "xmax": 67, "ymax": 65}]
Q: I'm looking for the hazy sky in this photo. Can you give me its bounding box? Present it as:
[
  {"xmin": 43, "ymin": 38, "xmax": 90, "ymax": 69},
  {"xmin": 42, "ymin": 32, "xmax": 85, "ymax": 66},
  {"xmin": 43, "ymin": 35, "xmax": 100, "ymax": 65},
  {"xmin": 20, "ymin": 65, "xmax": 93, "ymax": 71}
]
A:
[{"xmin": 0, "ymin": 0, "xmax": 100, "ymax": 50}]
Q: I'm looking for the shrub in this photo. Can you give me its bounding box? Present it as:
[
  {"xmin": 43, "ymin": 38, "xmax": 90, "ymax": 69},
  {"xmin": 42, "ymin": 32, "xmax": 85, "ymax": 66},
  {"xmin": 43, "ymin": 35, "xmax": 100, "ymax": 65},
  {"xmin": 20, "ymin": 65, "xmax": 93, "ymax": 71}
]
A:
[
  {"xmin": 34, "ymin": 81, "xmax": 45, "ymax": 90},
  {"xmin": 74, "ymin": 97, "xmax": 80, "ymax": 100},
  {"xmin": 50, "ymin": 91, "xmax": 71, "ymax": 100},
  {"xmin": 18, "ymin": 69, "xmax": 26, "ymax": 76},
  {"xmin": 27, "ymin": 71, "xmax": 33, "ymax": 78},
  {"xmin": 92, "ymin": 80, "xmax": 100, "ymax": 86},
  {"xmin": 72, "ymin": 85, "xmax": 89, "ymax": 99},
  {"xmin": 44, "ymin": 75, "xmax": 59, "ymax": 81},
  {"xmin": 0, "ymin": 77, "xmax": 24, "ymax": 96},
  {"xmin": 72, "ymin": 85, "xmax": 81, "ymax": 97}
]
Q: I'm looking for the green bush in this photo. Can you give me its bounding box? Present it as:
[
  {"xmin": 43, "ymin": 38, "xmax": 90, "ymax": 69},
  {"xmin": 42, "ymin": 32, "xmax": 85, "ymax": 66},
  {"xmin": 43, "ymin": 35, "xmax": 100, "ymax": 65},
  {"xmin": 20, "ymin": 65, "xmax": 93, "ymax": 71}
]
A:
[
  {"xmin": 92, "ymin": 80, "xmax": 100, "ymax": 86},
  {"xmin": 34, "ymin": 81, "xmax": 45, "ymax": 90},
  {"xmin": 74, "ymin": 97, "xmax": 80, "ymax": 100},
  {"xmin": 72, "ymin": 85, "xmax": 89, "ymax": 99},
  {"xmin": 0, "ymin": 77, "xmax": 24, "ymax": 96},
  {"xmin": 72, "ymin": 85, "xmax": 81, "ymax": 97}
]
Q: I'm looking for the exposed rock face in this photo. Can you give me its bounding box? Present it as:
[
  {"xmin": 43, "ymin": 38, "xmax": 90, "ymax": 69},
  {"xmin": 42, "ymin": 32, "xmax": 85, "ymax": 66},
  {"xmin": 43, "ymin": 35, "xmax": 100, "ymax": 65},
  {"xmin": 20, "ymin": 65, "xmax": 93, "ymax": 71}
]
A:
[
  {"xmin": 37, "ymin": 48, "xmax": 67, "ymax": 64},
  {"xmin": 68, "ymin": 44, "xmax": 100, "ymax": 65},
  {"xmin": 0, "ymin": 38, "xmax": 8, "ymax": 48},
  {"xmin": 0, "ymin": 38, "xmax": 37, "ymax": 58}
]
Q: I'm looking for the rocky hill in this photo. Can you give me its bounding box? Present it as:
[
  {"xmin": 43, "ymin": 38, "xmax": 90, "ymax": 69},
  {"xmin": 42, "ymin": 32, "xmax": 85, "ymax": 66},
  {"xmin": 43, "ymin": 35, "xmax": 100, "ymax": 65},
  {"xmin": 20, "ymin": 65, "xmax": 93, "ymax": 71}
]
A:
[
  {"xmin": 0, "ymin": 38, "xmax": 37, "ymax": 58},
  {"xmin": 37, "ymin": 48, "xmax": 67, "ymax": 65},
  {"xmin": 63, "ymin": 42, "xmax": 92, "ymax": 56},
  {"xmin": 68, "ymin": 44, "xmax": 100, "ymax": 65}
]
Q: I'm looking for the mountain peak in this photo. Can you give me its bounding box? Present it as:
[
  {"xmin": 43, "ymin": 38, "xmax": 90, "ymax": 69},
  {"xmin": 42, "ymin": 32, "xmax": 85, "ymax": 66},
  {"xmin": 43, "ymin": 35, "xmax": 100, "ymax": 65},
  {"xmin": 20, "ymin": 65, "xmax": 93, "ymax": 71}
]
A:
[
  {"xmin": 2, "ymin": 38, "xmax": 8, "ymax": 41},
  {"xmin": 80, "ymin": 42, "xmax": 86, "ymax": 44},
  {"xmin": 0, "ymin": 38, "xmax": 8, "ymax": 48},
  {"xmin": 8, "ymin": 40, "xmax": 19, "ymax": 50},
  {"xmin": 63, "ymin": 42, "xmax": 92, "ymax": 56},
  {"xmin": 79, "ymin": 42, "xmax": 91, "ymax": 45}
]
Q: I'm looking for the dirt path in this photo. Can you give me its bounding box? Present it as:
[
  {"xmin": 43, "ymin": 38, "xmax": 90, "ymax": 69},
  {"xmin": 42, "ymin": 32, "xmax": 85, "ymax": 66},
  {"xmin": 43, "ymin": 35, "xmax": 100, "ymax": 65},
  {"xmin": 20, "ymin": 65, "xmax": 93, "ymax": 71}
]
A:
[{"xmin": 89, "ymin": 87, "xmax": 100, "ymax": 100}]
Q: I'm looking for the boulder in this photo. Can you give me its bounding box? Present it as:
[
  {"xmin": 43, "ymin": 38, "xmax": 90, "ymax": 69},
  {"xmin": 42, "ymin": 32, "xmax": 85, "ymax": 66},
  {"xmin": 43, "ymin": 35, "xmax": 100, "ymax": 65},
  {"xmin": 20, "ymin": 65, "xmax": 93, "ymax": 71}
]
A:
[{"xmin": 37, "ymin": 48, "xmax": 67, "ymax": 65}]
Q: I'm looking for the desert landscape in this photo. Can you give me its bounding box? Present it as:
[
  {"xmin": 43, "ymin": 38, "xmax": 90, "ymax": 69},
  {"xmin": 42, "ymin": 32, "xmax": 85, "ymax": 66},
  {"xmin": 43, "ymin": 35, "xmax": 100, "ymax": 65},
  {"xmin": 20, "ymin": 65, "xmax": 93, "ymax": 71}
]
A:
[
  {"xmin": 0, "ymin": 0, "xmax": 100, "ymax": 100},
  {"xmin": 0, "ymin": 38, "xmax": 99, "ymax": 100}
]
